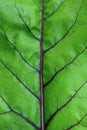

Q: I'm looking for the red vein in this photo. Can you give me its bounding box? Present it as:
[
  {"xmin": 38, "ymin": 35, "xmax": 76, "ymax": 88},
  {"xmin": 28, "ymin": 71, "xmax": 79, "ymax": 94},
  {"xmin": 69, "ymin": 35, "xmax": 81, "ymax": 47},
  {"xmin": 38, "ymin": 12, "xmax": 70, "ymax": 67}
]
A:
[{"xmin": 39, "ymin": 0, "xmax": 45, "ymax": 129}]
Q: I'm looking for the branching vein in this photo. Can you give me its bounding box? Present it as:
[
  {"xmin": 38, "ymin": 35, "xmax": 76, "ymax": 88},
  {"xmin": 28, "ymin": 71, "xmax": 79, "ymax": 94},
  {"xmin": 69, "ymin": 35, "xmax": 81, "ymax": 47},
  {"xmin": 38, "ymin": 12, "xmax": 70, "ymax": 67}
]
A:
[
  {"xmin": 1, "ymin": 29, "xmax": 39, "ymax": 72},
  {"xmin": 15, "ymin": 4, "xmax": 40, "ymax": 41},
  {"xmin": 0, "ymin": 59, "xmax": 40, "ymax": 101},
  {"xmin": 44, "ymin": 46, "xmax": 87, "ymax": 88},
  {"xmin": 44, "ymin": 1, "xmax": 83, "ymax": 54},
  {"xmin": 0, "ymin": 96, "xmax": 40, "ymax": 130},
  {"xmin": 65, "ymin": 113, "xmax": 87, "ymax": 130},
  {"xmin": 45, "ymin": 80, "xmax": 87, "ymax": 127},
  {"xmin": 44, "ymin": 0, "xmax": 66, "ymax": 20},
  {"xmin": 0, "ymin": 111, "xmax": 12, "ymax": 115}
]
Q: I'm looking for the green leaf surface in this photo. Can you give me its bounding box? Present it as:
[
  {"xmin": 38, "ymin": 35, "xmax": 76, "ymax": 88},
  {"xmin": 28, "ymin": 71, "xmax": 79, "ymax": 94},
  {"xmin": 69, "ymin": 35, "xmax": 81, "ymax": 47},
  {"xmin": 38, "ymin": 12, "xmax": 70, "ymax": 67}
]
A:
[{"xmin": 0, "ymin": 0, "xmax": 87, "ymax": 130}]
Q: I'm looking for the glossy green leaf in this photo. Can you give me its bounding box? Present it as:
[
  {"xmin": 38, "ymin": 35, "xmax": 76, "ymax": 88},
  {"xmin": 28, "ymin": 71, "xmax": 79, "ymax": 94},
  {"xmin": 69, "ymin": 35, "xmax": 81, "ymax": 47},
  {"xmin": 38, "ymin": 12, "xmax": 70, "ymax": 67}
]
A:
[{"xmin": 0, "ymin": 0, "xmax": 87, "ymax": 130}]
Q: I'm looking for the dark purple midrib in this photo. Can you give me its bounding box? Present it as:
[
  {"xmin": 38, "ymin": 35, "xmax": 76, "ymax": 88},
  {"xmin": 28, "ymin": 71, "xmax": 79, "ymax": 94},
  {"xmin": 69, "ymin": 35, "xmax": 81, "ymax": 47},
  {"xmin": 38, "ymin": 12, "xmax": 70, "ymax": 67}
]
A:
[{"xmin": 39, "ymin": 0, "xmax": 45, "ymax": 130}]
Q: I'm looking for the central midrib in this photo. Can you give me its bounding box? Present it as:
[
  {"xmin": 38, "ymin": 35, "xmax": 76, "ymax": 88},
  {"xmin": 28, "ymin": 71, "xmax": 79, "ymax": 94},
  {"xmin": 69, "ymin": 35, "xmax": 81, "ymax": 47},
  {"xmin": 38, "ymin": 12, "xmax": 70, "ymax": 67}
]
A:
[{"xmin": 39, "ymin": 0, "xmax": 45, "ymax": 130}]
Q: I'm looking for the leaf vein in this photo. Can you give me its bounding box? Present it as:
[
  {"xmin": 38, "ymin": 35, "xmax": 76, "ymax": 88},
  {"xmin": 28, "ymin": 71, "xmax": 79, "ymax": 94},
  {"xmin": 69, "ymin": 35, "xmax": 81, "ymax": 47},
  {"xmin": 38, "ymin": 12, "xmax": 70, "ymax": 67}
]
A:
[
  {"xmin": 0, "ymin": 96, "xmax": 40, "ymax": 130},
  {"xmin": 44, "ymin": 0, "xmax": 83, "ymax": 54},
  {"xmin": 44, "ymin": 46, "xmax": 87, "ymax": 88},
  {"xmin": 45, "ymin": 80, "xmax": 87, "ymax": 127},
  {"xmin": 15, "ymin": 4, "xmax": 40, "ymax": 42},
  {"xmin": 0, "ymin": 59, "xmax": 40, "ymax": 101}
]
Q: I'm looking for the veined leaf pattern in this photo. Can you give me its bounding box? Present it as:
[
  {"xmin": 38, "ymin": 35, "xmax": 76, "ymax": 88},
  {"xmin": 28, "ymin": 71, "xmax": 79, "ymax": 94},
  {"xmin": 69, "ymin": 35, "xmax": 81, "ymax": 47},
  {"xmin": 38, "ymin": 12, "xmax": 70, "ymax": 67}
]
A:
[{"xmin": 0, "ymin": 0, "xmax": 87, "ymax": 130}]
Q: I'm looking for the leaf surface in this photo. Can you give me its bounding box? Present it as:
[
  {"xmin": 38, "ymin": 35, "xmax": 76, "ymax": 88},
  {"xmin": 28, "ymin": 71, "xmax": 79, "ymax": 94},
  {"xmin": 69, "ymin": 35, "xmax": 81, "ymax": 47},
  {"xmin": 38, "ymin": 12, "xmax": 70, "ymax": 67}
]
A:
[{"xmin": 0, "ymin": 0, "xmax": 87, "ymax": 130}]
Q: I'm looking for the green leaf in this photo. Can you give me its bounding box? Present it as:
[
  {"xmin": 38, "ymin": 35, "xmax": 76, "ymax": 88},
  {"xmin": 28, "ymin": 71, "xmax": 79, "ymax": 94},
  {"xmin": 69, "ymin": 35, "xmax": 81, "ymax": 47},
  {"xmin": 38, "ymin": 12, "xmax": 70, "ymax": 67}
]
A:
[{"xmin": 0, "ymin": 0, "xmax": 87, "ymax": 130}]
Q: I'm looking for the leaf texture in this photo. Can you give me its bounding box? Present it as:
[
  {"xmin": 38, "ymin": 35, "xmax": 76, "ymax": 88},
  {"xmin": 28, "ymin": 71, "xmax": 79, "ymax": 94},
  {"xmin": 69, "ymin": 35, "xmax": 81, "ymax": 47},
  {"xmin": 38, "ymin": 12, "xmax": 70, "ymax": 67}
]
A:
[{"xmin": 0, "ymin": 0, "xmax": 87, "ymax": 130}]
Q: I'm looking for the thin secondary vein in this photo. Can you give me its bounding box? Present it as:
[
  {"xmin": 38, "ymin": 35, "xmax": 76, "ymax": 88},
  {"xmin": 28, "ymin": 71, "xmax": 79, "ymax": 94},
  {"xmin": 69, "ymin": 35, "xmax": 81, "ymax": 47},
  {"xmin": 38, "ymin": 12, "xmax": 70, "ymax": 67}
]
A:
[
  {"xmin": 44, "ymin": 0, "xmax": 83, "ymax": 54},
  {"xmin": 65, "ymin": 113, "xmax": 87, "ymax": 130},
  {"xmin": 45, "ymin": 80, "xmax": 87, "ymax": 127},
  {"xmin": 0, "ymin": 96, "xmax": 40, "ymax": 130},
  {"xmin": 15, "ymin": 4, "xmax": 40, "ymax": 42},
  {"xmin": 44, "ymin": 46, "xmax": 87, "ymax": 88},
  {"xmin": 1, "ymin": 29, "xmax": 39, "ymax": 72},
  {"xmin": 44, "ymin": 0, "xmax": 66, "ymax": 20},
  {"xmin": 0, "ymin": 59, "xmax": 40, "ymax": 101},
  {"xmin": 0, "ymin": 111, "xmax": 12, "ymax": 115}
]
